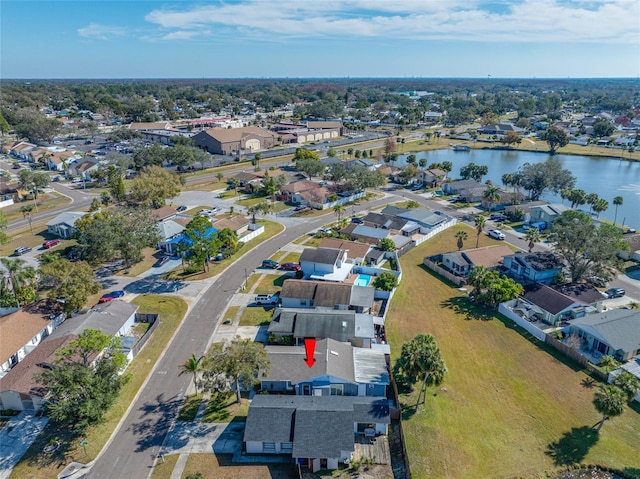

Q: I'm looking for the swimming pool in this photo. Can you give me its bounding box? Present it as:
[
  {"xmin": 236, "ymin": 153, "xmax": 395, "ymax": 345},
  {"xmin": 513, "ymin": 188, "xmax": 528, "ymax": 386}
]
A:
[{"xmin": 354, "ymin": 274, "xmax": 371, "ymax": 287}]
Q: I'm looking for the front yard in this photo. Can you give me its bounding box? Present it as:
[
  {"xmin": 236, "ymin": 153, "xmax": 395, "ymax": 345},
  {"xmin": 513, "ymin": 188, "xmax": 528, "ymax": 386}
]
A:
[{"xmin": 387, "ymin": 227, "xmax": 640, "ymax": 479}]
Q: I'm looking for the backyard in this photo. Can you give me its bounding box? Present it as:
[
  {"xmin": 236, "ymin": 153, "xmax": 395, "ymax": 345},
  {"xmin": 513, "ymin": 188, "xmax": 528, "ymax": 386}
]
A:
[{"xmin": 386, "ymin": 227, "xmax": 640, "ymax": 479}]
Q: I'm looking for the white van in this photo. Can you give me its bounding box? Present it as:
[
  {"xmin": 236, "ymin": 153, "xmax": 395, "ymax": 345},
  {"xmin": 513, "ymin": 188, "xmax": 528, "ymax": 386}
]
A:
[{"xmin": 255, "ymin": 294, "xmax": 277, "ymax": 305}]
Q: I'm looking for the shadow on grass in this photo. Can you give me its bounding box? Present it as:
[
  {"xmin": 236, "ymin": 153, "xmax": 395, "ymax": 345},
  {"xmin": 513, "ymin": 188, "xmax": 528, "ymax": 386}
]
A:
[
  {"xmin": 623, "ymin": 468, "xmax": 640, "ymax": 479},
  {"xmin": 20, "ymin": 422, "xmax": 83, "ymax": 471},
  {"xmin": 417, "ymin": 264, "xmax": 461, "ymax": 289},
  {"xmin": 273, "ymin": 274, "xmax": 289, "ymax": 288},
  {"xmin": 440, "ymin": 296, "xmax": 494, "ymax": 321},
  {"xmin": 177, "ymin": 394, "xmax": 204, "ymax": 422},
  {"xmin": 545, "ymin": 426, "xmax": 599, "ymax": 466}
]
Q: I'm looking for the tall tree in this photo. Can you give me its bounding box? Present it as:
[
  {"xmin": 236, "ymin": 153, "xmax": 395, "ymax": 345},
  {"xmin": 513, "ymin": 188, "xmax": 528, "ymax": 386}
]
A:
[
  {"xmin": 178, "ymin": 354, "xmax": 204, "ymax": 395},
  {"xmin": 39, "ymin": 259, "xmax": 100, "ymax": 314},
  {"xmin": 455, "ymin": 230, "xmax": 468, "ymax": 251},
  {"xmin": 200, "ymin": 336, "xmax": 270, "ymax": 404},
  {"xmin": 542, "ymin": 126, "xmax": 569, "ymax": 154},
  {"xmin": 178, "ymin": 215, "xmax": 220, "ymax": 272},
  {"xmin": 394, "ymin": 334, "xmax": 447, "ymax": 411},
  {"xmin": 130, "ymin": 165, "xmax": 182, "ymax": 208},
  {"xmin": 247, "ymin": 201, "xmax": 271, "ymax": 224},
  {"xmin": 549, "ymin": 210, "xmax": 628, "ymax": 282},
  {"xmin": 612, "ymin": 196, "xmax": 624, "ymax": 227},
  {"xmin": 474, "ymin": 215, "xmax": 486, "ymax": 248},
  {"xmin": 599, "ymin": 355, "xmax": 619, "ymax": 374},
  {"xmin": 483, "ymin": 185, "xmax": 501, "ymax": 212},
  {"xmin": 592, "ymin": 385, "xmax": 626, "ymax": 432},
  {"xmin": 0, "ymin": 258, "xmax": 36, "ymax": 307},
  {"xmin": 333, "ymin": 203, "xmax": 345, "ymax": 223},
  {"xmin": 20, "ymin": 205, "xmax": 34, "ymax": 235},
  {"xmin": 460, "ymin": 162, "xmax": 489, "ymax": 182},
  {"xmin": 517, "ymin": 157, "xmax": 575, "ymax": 201},
  {"xmin": 612, "ymin": 372, "xmax": 640, "ymax": 403},
  {"xmin": 524, "ymin": 227, "xmax": 541, "ymax": 253},
  {"xmin": 36, "ymin": 329, "xmax": 129, "ymax": 430}
]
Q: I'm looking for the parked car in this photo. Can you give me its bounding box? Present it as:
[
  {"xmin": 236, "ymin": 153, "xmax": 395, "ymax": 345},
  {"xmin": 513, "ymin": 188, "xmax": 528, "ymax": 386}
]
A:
[
  {"xmin": 43, "ymin": 239, "xmax": 61, "ymax": 249},
  {"xmin": 488, "ymin": 229, "xmax": 506, "ymax": 240},
  {"xmin": 72, "ymin": 177, "xmax": 83, "ymax": 183},
  {"xmin": 281, "ymin": 262, "xmax": 301, "ymax": 271},
  {"xmin": 351, "ymin": 217, "xmax": 364, "ymax": 224},
  {"xmin": 490, "ymin": 213, "xmax": 507, "ymax": 221},
  {"xmin": 261, "ymin": 259, "xmax": 279, "ymax": 269},
  {"xmin": 587, "ymin": 276, "xmax": 608, "ymax": 288},
  {"xmin": 100, "ymin": 290, "xmax": 125, "ymax": 302},
  {"xmin": 14, "ymin": 246, "xmax": 32, "ymax": 256},
  {"xmin": 176, "ymin": 205, "xmax": 188, "ymax": 212},
  {"xmin": 530, "ymin": 221, "xmax": 547, "ymax": 231},
  {"xmin": 98, "ymin": 296, "xmax": 115, "ymax": 303},
  {"xmin": 154, "ymin": 256, "xmax": 170, "ymax": 267},
  {"xmin": 255, "ymin": 294, "xmax": 278, "ymax": 306},
  {"xmin": 605, "ymin": 287, "xmax": 625, "ymax": 298}
]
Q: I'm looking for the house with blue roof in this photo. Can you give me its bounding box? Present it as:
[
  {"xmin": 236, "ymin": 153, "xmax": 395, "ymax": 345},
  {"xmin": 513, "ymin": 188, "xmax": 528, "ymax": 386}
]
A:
[{"xmin": 160, "ymin": 226, "xmax": 218, "ymax": 256}]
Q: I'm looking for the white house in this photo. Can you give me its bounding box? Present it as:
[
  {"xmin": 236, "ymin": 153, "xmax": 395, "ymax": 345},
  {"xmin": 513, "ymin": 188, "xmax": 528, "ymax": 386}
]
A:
[
  {"xmin": 299, "ymin": 247, "xmax": 353, "ymax": 282},
  {"xmin": 46, "ymin": 211, "xmax": 88, "ymax": 238}
]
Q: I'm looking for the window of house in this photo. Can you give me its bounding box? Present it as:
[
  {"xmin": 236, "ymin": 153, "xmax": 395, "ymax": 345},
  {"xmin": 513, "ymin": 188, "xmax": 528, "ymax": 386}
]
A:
[
  {"xmin": 330, "ymin": 384, "xmax": 343, "ymax": 396},
  {"xmin": 300, "ymin": 299, "xmax": 307, "ymax": 306}
]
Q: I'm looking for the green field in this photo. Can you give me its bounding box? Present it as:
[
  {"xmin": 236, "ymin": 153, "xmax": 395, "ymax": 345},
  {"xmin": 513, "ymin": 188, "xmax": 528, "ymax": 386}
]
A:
[{"xmin": 387, "ymin": 227, "xmax": 640, "ymax": 479}]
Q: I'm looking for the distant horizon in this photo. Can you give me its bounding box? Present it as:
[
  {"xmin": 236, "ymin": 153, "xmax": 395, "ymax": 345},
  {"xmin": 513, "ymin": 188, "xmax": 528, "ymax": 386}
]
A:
[{"xmin": 2, "ymin": 1, "xmax": 638, "ymax": 79}]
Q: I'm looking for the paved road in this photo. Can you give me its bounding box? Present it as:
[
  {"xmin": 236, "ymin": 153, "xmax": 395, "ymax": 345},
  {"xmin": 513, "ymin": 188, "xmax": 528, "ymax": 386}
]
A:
[{"xmin": 86, "ymin": 194, "xmax": 394, "ymax": 479}]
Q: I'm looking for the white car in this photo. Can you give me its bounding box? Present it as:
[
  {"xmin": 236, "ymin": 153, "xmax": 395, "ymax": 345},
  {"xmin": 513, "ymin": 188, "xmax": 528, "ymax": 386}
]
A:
[{"xmin": 488, "ymin": 229, "xmax": 506, "ymax": 240}]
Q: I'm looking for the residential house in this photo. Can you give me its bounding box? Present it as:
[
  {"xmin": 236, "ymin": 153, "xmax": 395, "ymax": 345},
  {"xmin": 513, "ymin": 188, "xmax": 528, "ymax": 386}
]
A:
[
  {"xmin": 479, "ymin": 190, "xmax": 523, "ymax": 211},
  {"xmin": 318, "ymin": 238, "xmax": 371, "ymax": 265},
  {"xmin": 193, "ymin": 126, "xmax": 278, "ymax": 155},
  {"xmin": 529, "ymin": 204, "xmax": 570, "ymax": 224},
  {"xmin": 502, "ymin": 251, "xmax": 564, "ymax": 285},
  {"xmin": 365, "ymin": 248, "xmax": 386, "ymax": 267},
  {"xmin": 299, "ymin": 247, "xmax": 353, "ymax": 282},
  {"xmin": 418, "ymin": 168, "xmax": 447, "ymax": 187},
  {"xmin": 279, "ymin": 280, "xmax": 374, "ymax": 313},
  {"xmin": 477, "ymin": 123, "xmax": 525, "ymax": 136},
  {"xmin": 261, "ymin": 338, "xmax": 389, "ymax": 397},
  {"xmin": 8, "ymin": 141, "xmax": 37, "ymax": 161},
  {"xmin": 69, "ymin": 158, "xmax": 101, "ymax": 180},
  {"xmin": 442, "ymin": 179, "xmax": 487, "ymax": 202},
  {"xmin": 441, "ymin": 245, "xmax": 513, "ymax": 277},
  {"xmin": 157, "ymin": 220, "xmax": 188, "ymax": 253},
  {"xmin": 380, "ymin": 206, "xmax": 450, "ymax": 230},
  {"xmin": 341, "ymin": 224, "xmax": 390, "ymax": 246},
  {"xmin": 504, "ymin": 200, "xmax": 547, "ymax": 223},
  {"xmin": 279, "ymin": 180, "xmax": 322, "ymax": 203},
  {"xmin": 619, "ymin": 233, "xmax": 640, "ymax": 262},
  {"xmin": 244, "ymin": 395, "xmax": 390, "ymax": 471},
  {"xmin": 153, "ymin": 206, "xmax": 180, "ymax": 222},
  {"xmin": 46, "ymin": 211, "xmax": 88, "ymax": 238},
  {"xmin": 514, "ymin": 283, "xmax": 603, "ymax": 327},
  {"xmin": 0, "ymin": 300, "xmax": 65, "ymax": 378},
  {"xmin": 570, "ymin": 309, "xmax": 640, "ymax": 362},
  {"xmin": 362, "ymin": 212, "xmax": 408, "ymax": 232},
  {"xmin": 161, "ymin": 226, "xmax": 218, "ymax": 257},
  {"xmin": 212, "ymin": 215, "xmax": 250, "ymax": 236},
  {"xmin": 127, "ymin": 121, "xmax": 176, "ymax": 131}
]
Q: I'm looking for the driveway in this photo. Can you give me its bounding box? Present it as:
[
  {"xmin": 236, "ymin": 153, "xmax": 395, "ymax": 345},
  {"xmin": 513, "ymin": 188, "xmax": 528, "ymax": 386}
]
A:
[{"xmin": 0, "ymin": 412, "xmax": 49, "ymax": 479}]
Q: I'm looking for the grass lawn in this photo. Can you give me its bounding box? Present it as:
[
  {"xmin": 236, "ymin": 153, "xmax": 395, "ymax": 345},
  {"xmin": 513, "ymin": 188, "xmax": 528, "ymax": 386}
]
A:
[
  {"xmin": 0, "ymin": 224, "xmax": 71, "ymax": 257},
  {"xmin": 275, "ymin": 251, "xmax": 300, "ymax": 264},
  {"xmin": 116, "ymin": 247, "xmax": 159, "ymax": 277},
  {"xmin": 177, "ymin": 394, "xmax": 204, "ymax": 422},
  {"xmin": 150, "ymin": 452, "xmax": 180, "ymax": 479},
  {"xmin": 292, "ymin": 233, "xmax": 316, "ymax": 245},
  {"xmin": 386, "ymin": 227, "xmax": 640, "ymax": 479},
  {"xmin": 201, "ymin": 392, "xmax": 249, "ymax": 423},
  {"xmin": 253, "ymin": 273, "xmax": 288, "ymax": 295},
  {"xmin": 12, "ymin": 295, "xmax": 188, "ymax": 479},
  {"xmin": 182, "ymin": 453, "xmax": 297, "ymax": 479},
  {"xmin": 244, "ymin": 273, "xmax": 261, "ymax": 292},
  {"xmin": 239, "ymin": 306, "xmax": 274, "ymax": 326},
  {"xmin": 166, "ymin": 220, "xmax": 284, "ymax": 281},
  {"xmin": 2, "ymin": 194, "xmax": 70, "ymax": 223},
  {"xmin": 221, "ymin": 306, "xmax": 240, "ymax": 325}
]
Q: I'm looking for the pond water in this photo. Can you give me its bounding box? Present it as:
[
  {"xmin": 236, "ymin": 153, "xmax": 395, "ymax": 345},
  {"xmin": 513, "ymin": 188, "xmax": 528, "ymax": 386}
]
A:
[{"xmin": 396, "ymin": 149, "xmax": 640, "ymax": 229}]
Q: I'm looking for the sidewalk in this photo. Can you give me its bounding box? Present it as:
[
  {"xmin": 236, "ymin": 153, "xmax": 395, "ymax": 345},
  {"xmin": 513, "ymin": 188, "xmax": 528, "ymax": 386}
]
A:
[{"xmin": 0, "ymin": 412, "xmax": 49, "ymax": 479}]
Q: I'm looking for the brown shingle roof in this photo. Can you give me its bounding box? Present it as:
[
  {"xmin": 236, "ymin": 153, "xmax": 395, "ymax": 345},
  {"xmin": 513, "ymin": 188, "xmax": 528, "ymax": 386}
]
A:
[
  {"xmin": 281, "ymin": 279, "xmax": 353, "ymax": 307},
  {"xmin": 0, "ymin": 302, "xmax": 60, "ymax": 366},
  {"xmin": 153, "ymin": 206, "xmax": 177, "ymax": 221},
  {"xmin": 281, "ymin": 180, "xmax": 320, "ymax": 194},
  {"xmin": 551, "ymin": 283, "xmax": 604, "ymax": 305},
  {"xmin": 213, "ymin": 215, "xmax": 250, "ymax": 232},
  {"xmin": 200, "ymin": 126, "xmax": 277, "ymax": 143},
  {"xmin": 462, "ymin": 245, "xmax": 513, "ymax": 269},
  {"xmin": 318, "ymin": 238, "xmax": 371, "ymax": 260},
  {"xmin": 128, "ymin": 122, "xmax": 175, "ymax": 131}
]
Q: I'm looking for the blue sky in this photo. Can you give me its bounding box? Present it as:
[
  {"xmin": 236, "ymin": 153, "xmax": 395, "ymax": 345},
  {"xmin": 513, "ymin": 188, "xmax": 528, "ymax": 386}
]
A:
[{"xmin": 2, "ymin": 0, "xmax": 639, "ymax": 79}]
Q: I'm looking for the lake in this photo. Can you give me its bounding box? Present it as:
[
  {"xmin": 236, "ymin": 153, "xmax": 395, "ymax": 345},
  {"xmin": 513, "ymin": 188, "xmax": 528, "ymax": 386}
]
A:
[{"xmin": 396, "ymin": 149, "xmax": 640, "ymax": 229}]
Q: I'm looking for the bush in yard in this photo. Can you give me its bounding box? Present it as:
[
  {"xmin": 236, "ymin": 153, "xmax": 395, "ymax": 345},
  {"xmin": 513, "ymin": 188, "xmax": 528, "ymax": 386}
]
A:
[{"xmin": 373, "ymin": 272, "xmax": 398, "ymax": 291}]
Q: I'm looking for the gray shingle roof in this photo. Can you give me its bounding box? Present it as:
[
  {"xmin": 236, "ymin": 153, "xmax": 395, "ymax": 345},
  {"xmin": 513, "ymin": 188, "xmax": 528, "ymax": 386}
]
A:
[
  {"xmin": 244, "ymin": 395, "xmax": 390, "ymax": 458},
  {"xmin": 351, "ymin": 225, "xmax": 390, "ymax": 240},
  {"xmin": 522, "ymin": 284, "xmax": 576, "ymax": 315},
  {"xmin": 48, "ymin": 300, "xmax": 138, "ymax": 339},
  {"xmin": 551, "ymin": 283, "xmax": 604, "ymax": 305},
  {"xmin": 45, "ymin": 211, "xmax": 87, "ymax": 228},
  {"xmin": 280, "ymin": 280, "xmax": 373, "ymax": 310},
  {"xmin": 300, "ymin": 247, "xmax": 343, "ymax": 265},
  {"xmin": 362, "ymin": 212, "xmax": 407, "ymax": 230},
  {"xmin": 571, "ymin": 309, "xmax": 640, "ymax": 353}
]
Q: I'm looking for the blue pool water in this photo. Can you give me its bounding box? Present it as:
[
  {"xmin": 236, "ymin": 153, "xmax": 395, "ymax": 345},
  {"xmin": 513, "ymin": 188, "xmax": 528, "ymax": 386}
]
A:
[{"xmin": 354, "ymin": 274, "xmax": 371, "ymax": 287}]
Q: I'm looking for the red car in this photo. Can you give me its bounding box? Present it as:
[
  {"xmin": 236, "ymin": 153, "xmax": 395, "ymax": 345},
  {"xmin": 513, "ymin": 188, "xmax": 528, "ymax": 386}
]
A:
[
  {"xmin": 43, "ymin": 239, "xmax": 61, "ymax": 249},
  {"xmin": 98, "ymin": 296, "xmax": 114, "ymax": 303},
  {"xmin": 281, "ymin": 262, "xmax": 301, "ymax": 271}
]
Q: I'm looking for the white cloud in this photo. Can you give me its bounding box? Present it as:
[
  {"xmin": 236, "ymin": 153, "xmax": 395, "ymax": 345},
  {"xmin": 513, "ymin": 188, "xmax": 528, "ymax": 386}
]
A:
[
  {"xmin": 77, "ymin": 23, "xmax": 126, "ymax": 41},
  {"xmin": 143, "ymin": 0, "xmax": 639, "ymax": 44},
  {"xmin": 161, "ymin": 30, "xmax": 201, "ymax": 41}
]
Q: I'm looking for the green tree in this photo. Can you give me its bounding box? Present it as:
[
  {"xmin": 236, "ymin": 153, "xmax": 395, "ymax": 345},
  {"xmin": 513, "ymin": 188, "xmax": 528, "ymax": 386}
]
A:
[
  {"xmin": 592, "ymin": 118, "xmax": 615, "ymax": 138},
  {"xmin": 200, "ymin": 336, "xmax": 270, "ymax": 404},
  {"xmin": 501, "ymin": 131, "xmax": 522, "ymax": 147},
  {"xmin": 130, "ymin": 165, "xmax": 182, "ymax": 208},
  {"xmin": 178, "ymin": 354, "xmax": 204, "ymax": 395},
  {"xmin": 0, "ymin": 258, "xmax": 37, "ymax": 307},
  {"xmin": 612, "ymin": 196, "xmax": 624, "ymax": 227},
  {"xmin": 394, "ymin": 333, "xmax": 447, "ymax": 410},
  {"xmin": 459, "ymin": 162, "xmax": 488, "ymax": 182},
  {"xmin": 36, "ymin": 329, "xmax": 129, "ymax": 430},
  {"xmin": 467, "ymin": 266, "xmax": 524, "ymax": 307},
  {"xmin": 0, "ymin": 210, "xmax": 9, "ymax": 246},
  {"xmin": 380, "ymin": 237, "xmax": 396, "ymax": 252},
  {"xmin": 333, "ymin": 203, "xmax": 345, "ymax": 223},
  {"xmin": 567, "ymin": 188, "xmax": 587, "ymax": 209},
  {"xmin": 549, "ymin": 210, "xmax": 628, "ymax": 282},
  {"xmin": 178, "ymin": 215, "xmax": 220, "ymax": 272},
  {"xmin": 373, "ymin": 271, "xmax": 398, "ymax": 291},
  {"xmin": 295, "ymin": 156, "xmax": 325, "ymax": 178},
  {"xmin": 482, "ymin": 185, "xmax": 501, "ymax": 212},
  {"xmin": 599, "ymin": 355, "xmax": 620, "ymax": 374},
  {"xmin": 406, "ymin": 200, "xmax": 419, "ymax": 209},
  {"xmin": 593, "ymin": 385, "xmax": 626, "ymax": 432},
  {"xmin": 474, "ymin": 215, "xmax": 486, "ymax": 248},
  {"xmin": 542, "ymin": 126, "xmax": 569, "ymax": 154},
  {"xmin": 517, "ymin": 157, "xmax": 575, "ymax": 201},
  {"xmin": 216, "ymin": 172, "xmax": 224, "ymax": 183},
  {"xmin": 39, "ymin": 259, "xmax": 100, "ymax": 314},
  {"xmin": 612, "ymin": 372, "xmax": 640, "ymax": 402},
  {"xmin": 0, "ymin": 113, "xmax": 10, "ymax": 137},
  {"xmin": 247, "ymin": 201, "xmax": 271, "ymax": 224},
  {"xmin": 524, "ymin": 227, "xmax": 541, "ymax": 253},
  {"xmin": 592, "ymin": 198, "xmax": 608, "ymax": 219},
  {"xmin": 455, "ymin": 230, "xmax": 468, "ymax": 251},
  {"xmin": 133, "ymin": 143, "xmax": 167, "ymax": 169},
  {"xmin": 20, "ymin": 205, "xmax": 34, "ymax": 235}
]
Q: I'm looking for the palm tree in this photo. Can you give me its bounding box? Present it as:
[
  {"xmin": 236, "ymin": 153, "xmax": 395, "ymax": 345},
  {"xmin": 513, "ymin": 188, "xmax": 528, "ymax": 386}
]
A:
[
  {"xmin": 524, "ymin": 228, "xmax": 541, "ymax": 253},
  {"xmin": 474, "ymin": 215, "xmax": 486, "ymax": 248},
  {"xmin": 229, "ymin": 178, "xmax": 240, "ymax": 196},
  {"xmin": 178, "ymin": 353, "xmax": 204, "ymax": 395},
  {"xmin": 613, "ymin": 196, "xmax": 623, "ymax": 227},
  {"xmin": 20, "ymin": 205, "xmax": 34, "ymax": 235},
  {"xmin": 586, "ymin": 193, "xmax": 599, "ymax": 214},
  {"xmin": 592, "ymin": 198, "xmax": 608, "ymax": 219},
  {"xmin": 455, "ymin": 230, "xmax": 468, "ymax": 251},
  {"xmin": 0, "ymin": 258, "xmax": 36, "ymax": 308},
  {"xmin": 333, "ymin": 204, "xmax": 345, "ymax": 223},
  {"xmin": 612, "ymin": 371, "xmax": 640, "ymax": 402},
  {"xmin": 418, "ymin": 158, "xmax": 427, "ymax": 169},
  {"xmin": 483, "ymin": 185, "xmax": 501, "ymax": 212},
  {"xmin": 593, "ymin": 384, "xmax": 626, "ymax": 431},
  {"xmin": 599, "ymin": 355, "xmax": 619, "ymax": 374}
]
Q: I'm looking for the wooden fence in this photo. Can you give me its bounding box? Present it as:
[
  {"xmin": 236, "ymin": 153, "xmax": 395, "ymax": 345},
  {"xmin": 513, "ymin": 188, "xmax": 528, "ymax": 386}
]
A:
[
  {"xmin": 423, "ymin": 256, "xmax": 466, "ymax": 287},
  {"xmin": 544, "ymin": 335, "xmax": 607, "ymax": 381},
  {"xmin": 389, "ymin": 371, "xmax": 412, "ymax": 479},
  {"xmin": 131, "ymin": 313, "xmax": 160, "ymax": 358}
]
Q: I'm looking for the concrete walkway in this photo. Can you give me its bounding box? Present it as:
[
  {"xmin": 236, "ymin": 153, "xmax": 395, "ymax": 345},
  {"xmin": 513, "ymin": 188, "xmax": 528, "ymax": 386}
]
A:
[{"xmin": 0, "ymin": 412, "xmax": 49, "ymax": 479}]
